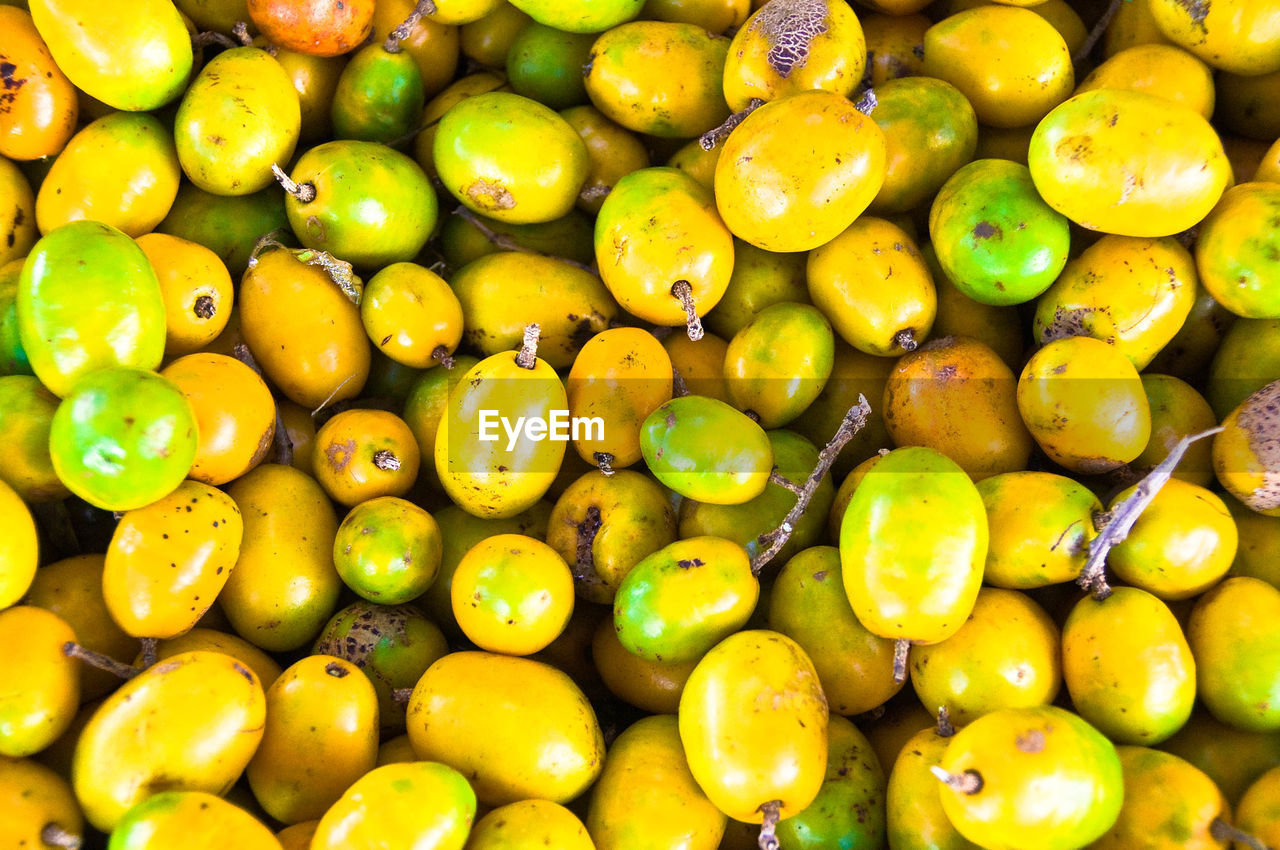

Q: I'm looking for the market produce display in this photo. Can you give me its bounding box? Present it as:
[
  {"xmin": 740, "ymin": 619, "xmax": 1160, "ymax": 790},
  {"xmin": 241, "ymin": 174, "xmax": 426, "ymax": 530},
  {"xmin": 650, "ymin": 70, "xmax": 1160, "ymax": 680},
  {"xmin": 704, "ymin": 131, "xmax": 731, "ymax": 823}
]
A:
[{"xmin": 2, "ymin": 0, "xmax": 1280, "ymax": 848}]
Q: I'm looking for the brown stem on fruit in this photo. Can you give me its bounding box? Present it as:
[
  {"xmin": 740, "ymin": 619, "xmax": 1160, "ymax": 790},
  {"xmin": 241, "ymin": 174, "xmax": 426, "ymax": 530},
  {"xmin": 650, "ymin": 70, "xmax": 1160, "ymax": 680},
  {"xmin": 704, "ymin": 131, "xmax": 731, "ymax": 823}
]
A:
[
  {"xmin": 271, "ymin": 164, "xmax": 317, "ymax": 203},
  {"xmin": 930, "ymin": 767, "xmax": 983, "ymax": 795},
  {"xmin": 432, "ymin": 345, "xmax": 456, "ymax": 369},
  {"xmin": 593, "ymin": 452, "xmax": 615, "ymax": 476},
  {"xmin": 893, "ymin": 329, "xmax": 918, "ymax": 352},
  {"xmin": 192, "ymin": 31, "xmax": 237, "ymax": 49},
  {"xmin": 373, "ymin": 450, "xmax": 401, "ymax": 472},
  {"xmin": 449, "ymin": 205, "xmax": 595, "ymax": 273},
  {"xmin": 1072, "ymin": 0, "xmax": 1124, "ymax": 67},
  {"xmin": 40, "ymin": 823, "xmax": 82, "ymax": 850},
  {"xmin": 853, "ymin": 87, "xmax": 878, "ymax": 115},
  {"xmin": 391, "ymin": 687, "xmax": 414, "ymax": 704},
  {"xmin": 1091, "ymin": 510, "xmax": 1111, "ymax": 533},
  {"xmin": 671, "ymin": 280, "xmax": 704, "ymax": 341},
  {"xmin": 1210, "ymin": 819, "xmax": 1266, "ymax": 850},
  {"xmin": 516, "ymin": 324, "xmax": 541, "ymax": 369},
  {"xmin": 63, "ymin": 642, "xmax": 140, "ymax": 680},
  {"xmin": 273, "ymin": 405, "xmax": 294, "ymax": 467},
  {"xmin": 937, "ymin": 706, "xmax": 955, "ymax": 738},
  {"xmin": 140, "ymin": 637, "xmax": 158, "ymax": 668},
  {"xmin": 769, "ymin": 470, "xmax": 804, "ymax": 496},
  {"xmin": 246, "ymin": 228, "xmax": 290, "ymax": 269},
  {"xmin": 192, "ymin": 295, "xmax": 216, "ymax": 320},
  {"xmin": 232, "ymin": 21, "xmax": 254, "ymax": 46},
  {"xmin": 671, "ymin": 366, "xmax": 689, "ymax": 398},
  {"xmin": 757, "ymin": 800, "xmax": 782, "ymax": 850},
  {"xmin": 1077, "ymin": 426, "xmax": 1223, "ymax": 600},
  {"xmin": 384, "ymin": 0, "xmax": 435, "ymax": 52},
  {"xmin": 893, "ymin": 638, "xmax": 910, "ymax": 684},
  {"xmin": 579, "ymin": 183, "xmax": 611, "ymax": 202},
  {"xmin": 751, "ymin": 394, "xmax": 873, "ymax": 575},
  {"xmin": 699, "ymin": 98, "xmax": 765, "ymax": 151},
  {"xmin": 1176, "ymin": 226, "xmax": 1199, "ymax": 251},
  {"xmin": 573, "ymin": 505, "xmax": 606, "ymax": 596}
]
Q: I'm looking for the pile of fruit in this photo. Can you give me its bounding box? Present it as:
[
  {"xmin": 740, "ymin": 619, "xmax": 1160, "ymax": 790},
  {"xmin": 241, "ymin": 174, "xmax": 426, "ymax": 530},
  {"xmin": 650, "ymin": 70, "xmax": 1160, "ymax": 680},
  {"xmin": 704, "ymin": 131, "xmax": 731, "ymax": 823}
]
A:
[{"xmin": 3, "ymin": 0, "xmax": 1280, "ymax": 847}]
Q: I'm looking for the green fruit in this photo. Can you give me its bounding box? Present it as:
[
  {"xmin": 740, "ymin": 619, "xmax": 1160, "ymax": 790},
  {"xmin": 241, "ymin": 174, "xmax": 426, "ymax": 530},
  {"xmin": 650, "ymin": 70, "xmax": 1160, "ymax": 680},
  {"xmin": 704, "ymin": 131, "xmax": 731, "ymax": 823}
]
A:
[
  {"xmin": 507, "ymin": 0, "xmax": 644, "ymax": 33},
  {"xmin": 17, "ymin": 221, "xmax": 165, "ymax": 397},
  {"xmin": 929, "ymin": 158, "xmax": 1071, "ymax": 306},
  {"xmin": 724, "ymin": 302, "xmax": 834, "ymax": 429},
  {"xmin": 157, "ymin": 184, "xmax": 289, "ymax": 277},
  {"xmin": 48, "ymin": 367, "xmax": 198, "ymax": 511},
  {"xmin": 331, "ymin": 45, "xmax": 426, "ymax": 144},
  {"xmin": 506, "ymin": 23, "xmax": 594, "ymax": 109},
  {"xmin": 1188, "ymin": 576, "xmax": 1280, "ymax": 732},
  {"xmin": 333, "ymin": 496, "xmax": 443, "ymax": 604},
  {"xmin": 639, "ymin": 395, "xmax": 773, "ymax": 505}
]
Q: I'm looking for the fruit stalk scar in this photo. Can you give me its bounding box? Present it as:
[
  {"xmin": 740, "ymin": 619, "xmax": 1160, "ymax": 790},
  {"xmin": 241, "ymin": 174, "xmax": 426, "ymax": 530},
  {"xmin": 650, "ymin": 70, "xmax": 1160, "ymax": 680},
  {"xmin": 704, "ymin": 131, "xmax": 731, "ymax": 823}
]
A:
[
  {"xmin": 1076, "ymin": 426, "xmax": 1224, "ymax": 599},
  {"xmin": 271, "ymin": 164, "xmax": 316, "ymax": 203},
  {"xmin": 593, "ymin": 452, "xmax": 615, "ymax": 476},
  {"xmin": 63, "ymin": 641, "xmax": 141, "ymax": 681},
  {"xmin": 751, "ymin": 394, "xmax": 873, "ymax": 575},
  {"xmin": 757, "ymin": 799, "xmax": 782, "ymax": 850},
  {"xmin": 937, "ymin": 706, "xmax": 956, "ymax": 737},
  {"xmin": 929, "ymin": 766, "xmax": 983, "ymax": 795},
  {"xmin": 671, "ymin": 280, "xmax": 705, "ymax": 341}
]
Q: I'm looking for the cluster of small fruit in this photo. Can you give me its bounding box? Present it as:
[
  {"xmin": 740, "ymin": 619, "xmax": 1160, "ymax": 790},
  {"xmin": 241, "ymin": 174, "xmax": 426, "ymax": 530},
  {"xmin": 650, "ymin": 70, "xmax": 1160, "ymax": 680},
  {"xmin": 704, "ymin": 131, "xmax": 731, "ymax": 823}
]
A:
[{"xmin": 2, "ymin": 0, "xmax": 1280, "ymax": 848}]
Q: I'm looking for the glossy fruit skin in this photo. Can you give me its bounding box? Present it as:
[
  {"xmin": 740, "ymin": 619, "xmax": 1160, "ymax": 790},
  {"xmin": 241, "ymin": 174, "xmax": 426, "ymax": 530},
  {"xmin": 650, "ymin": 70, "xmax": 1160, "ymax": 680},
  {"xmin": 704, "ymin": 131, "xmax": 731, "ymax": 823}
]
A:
[
  {"xmin": 246, "ymin": 655, "xmax": 379, "ymax": 824},
  {"xmin": 158, "ymin": 184, "xmax": 289, "ymax": 277},
  {"xmin": 266, "ymin": 45, "xmax": 346, "ymax": 144},
  {"xmin": 136, "ymin": 233, "xmax": 233, "ymax": 358},
  {"xmin": 108, "ymin": 791, "xmax": 282, "ymax": 850},
  {"xmin": 238, "ymin": 246, "xmax": 370, "ymax": 410},
  {"xmin": 883, "ymin": 335, "xmax": 1032, "ymax": 481},
  {"xmin": 774, "ymin": 715, "xmax": 886, "ymax": 850},
  {"xmin": 0, "ymin": 479, "xmax": 38, "ymax": 608},
  {"xmin": 72, "ymin": 650, "xmax": 265, "ymax": 831},
  {"xmin": 435, "ymin": 91, "xmax": 588, "ymax": 224},
  {"xmin": 17, "ymin": 220, "xmax": 165, "ymax": 398},
  {"xmin": 977, "ymin": 471, "xmax": 1100, "ymax": 589},
  {"xmin": 806, "ymin": 217, "xmax": 936, "ymax": 356},
  {"xmin": 722, "ymin": 0, "xmax": 865, "ymax": 111},
  {"xmin": 504, "ymin": 23, "xmax": 593, "ymax": 110},
  {"xmin": 221, "ymin": 464, "xmax": 342, "ymax": 652},
  {"xmin": 247, "ymin": 0, "xmax": 374, "ymax": 57},
  {"xmin": 468, "ymin": 799, "xmax": 593, "ymax": 850},
  {"xmin": 587, "ymin": 713, "xmax": 725, "ymax": 849},
  {"xmin": 679, "ymin": 629, "xmax": 828, "ymax": 823},
  {"xmin": 452, "ymin": 533, "xmax": 574, "ymax": 655},
  {"xmin": 566, "ymin": 327, "xmax": 672, "ymax": 467},
  {"xmin": 0, "ymin": 755, "xmax": 84, "ymax": 850},
  {"xmin": 1076, "ymin": 43, "xmax": 1215, "ymax": 119},
  {"xmin": 176, "ymin": 47, "xmax": 301, "ymax": 196},
  {"xmin": 937, "ymin": 705, "xmax": 1124, "ymax": 850},
  {"xmin": 285, "ymin": 140, "xmax": 437, "ymax": 268},
  {"xmin": 1089, "ymin": 746, "xmax": 1227, "ymax": 850},
  {"xmin": 310, "ymin": 761, "xmax": 476, "ymax": 850},
  {"xmin": 0, "ymin": 165, "xmax": 36, "ymax": 271},
  {"xmin": 1236, "ymin": 765, "xmax": 1280, "ymax": 848},
  {"xmin": 369, "ymin": 0, "xmax": 459, "ymax": 98},
  {"xmin": 0, "ymin": 7, "xmax": 77, "ymax": 160},
  {"xmin": 923, "ymin": 6, "xmax": 1072, "ymax": 129},
  {"xmin": 331, "ymin": 45, "xmax": 424, "ymax": 144},
  {"xmin": 361, "ymin": 262, "xmax": 462, "ymax": 369},
  {"xmin": 841, "ymin": 446, "xmax": 987, "ymax": 644},
  {"xmin": 639, "ymin": 395, "xmax": 773, "ymax": 505},
  {"xmin": 584, "ymin": 21, "xmax": 729, "ymax": 136},
  {"xmin": 0, "ymin": 606, "xmax": 78, "ymax": 757},
  {"xmin": 886, "ymin": 723, "xmax": 981, "ymax": 850},
  {"xmin": 48, "ymin": 367, "xmax": 198, "ymax": 512},
  {"xmin": 911, "ymin": 588, "xmax": 1061, "ymax": 726},
  {"xmin": 929, "ymin": 159, "xmax": 1070, "ymax": 306},
  {"xmin": 155, "ymin": 627, "xmax": 283, "ymax": 692},
  {"xmin": 1189, "ymin": 577, "xmax": 1280, "ymax": 732},
  {"xmin": 1028, "ymin": 90, "xmax": 1230, "ymax": 237},
  {"xmin": 868, "ymin": 76, "xmax": 977, "ymax": 215},
  {"xmin": 103, "ymin": 480, "xmax": 243, "ymax": 639},
  {"xmin": 1016, "ymin": 336, "xmax": 1151, "ymax": 474},
  {"xmin": 1208, "ymin": 318, "xmax": 1280, "ymax": 422},
  {"xmin": 313, "ymin": 409, "xmax": 420, "ymax": 506},
  {"xmin": 705, "ymin": 240, "xmax": 807, "ymax": 340},
  {"xmin": 1214, "ymin": 379, "xmax": 1280, "ymax": 516},
  {"xmin": 406, "ymin": 651, "xmax": 605, "ymax": 806},
  {"xmin": 613, "ymin": 536, "xmax": 756, "ymax": 664},
  {"xmin": 451, "ymin": 252, "xmax": 616, "ymax": 370},
  {"xmin": 29, "ymin": 0, "xmax": 193, "ymax": 111},
  {"xmin": 591, "ymin": 617, "xmax": 697, "ymax": 713},
  {"xmin": 716, "ymin": 90, "xmax": 886, "ymax": 253},
  {"xmin": 0, "ymin": 375, "xmax": 67, "ymax": 503},
  {"xmin": 333, "ymin": 497, "xmax": 441, "ymax": 604},
  {"xmin": 1148, "ymin": 0, "xmax": 1280, "ymax": 74},
  {"xmin": 1196, "ymin": 182, "xmax": 1280, "ymax": 319},
  {"xmin": 161, "ymin": 353, "xmax": 275, "ymax": 485},
  {"xmin": 1062, "ymin": 587, "xmax": 1196, "ymax": 745},
  {"xmin": 725, "ymin": 302, "xmax": 834, "ymax": 429},
  {"xmin": 1108, "ymin": 478, "xmax": 1237, "ymax": 599},
  {"xmin": 1033, "ymin": 235, "xmax": 1199, "ymax": 370},
  {"xmin": 435, "ymin": 349, "xmax": 568, "ymax": 519}
]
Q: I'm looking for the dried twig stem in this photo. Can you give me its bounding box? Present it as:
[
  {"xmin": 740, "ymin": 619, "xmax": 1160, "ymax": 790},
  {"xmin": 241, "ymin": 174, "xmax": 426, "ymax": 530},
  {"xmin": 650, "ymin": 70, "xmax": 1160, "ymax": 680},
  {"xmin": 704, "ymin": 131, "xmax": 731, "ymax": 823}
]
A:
[
  {"xmin": 700, "ymin": 98, "xmax": 765, "ymax": 151},
  {"xmin": 757, "ymin": 800, "xmax": 782, "ymax": 850},
  {"xmin": 63, "ymin": 642, "xmax": 140, "ymax": 681}
]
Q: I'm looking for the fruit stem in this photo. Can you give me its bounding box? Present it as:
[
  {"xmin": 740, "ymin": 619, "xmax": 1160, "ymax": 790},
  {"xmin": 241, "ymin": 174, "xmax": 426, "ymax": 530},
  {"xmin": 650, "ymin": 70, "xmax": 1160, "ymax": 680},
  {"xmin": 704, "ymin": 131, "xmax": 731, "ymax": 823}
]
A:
[
  {"xmin": 192, "ymin": 31, "xmax": 237, "ymax": 49},
  {"xmin": 699, "ymin": 98, "xmax": 765, "ymax": 151},
  {"xmin": 769, "ymin": 470, "xmax": 804, "ymax": 496},
  {"xmin": 41, "ymin": 823, "xmax": 82, "ymax": 850},
  {"xmin": 671, "ymin": 281, "xmax": 705, "ymax": 341},
  {"xmin": 671, "ymin": 366, "xmax": 689, "ymax": 398},
  {"xmin": 1072, "ymin": 0, "xmax": 1124, "ymax": 67},
  {"xmin": 384, "ymin": 0, "xmax": 436, "ymax": 53},
  {"xmin": 63, "ymin": 642, "xmax": 140, "ymax": 681},
  {"xmin": 231, "ymin": 21, "xmax": 253, "ymax": 46},
  {"xmin": 757, "ymin": 800, "xmax": 782, "ymax": 850},
  {"xmin": 930, "ymin": 766, "xmax": 984, "ymax": 795},
  {"xmin": 140, "ymin": 637, "xmax": 158, "ymax": 668},
  {"xmin": 893, "ymin": 328, "xmax": 918, "ymax": 352},
  {"xmin": 391, "ymin": 687, "xmax": 414, "ymax": 704},
  {"xmin": 516, "ymin": 324, "xmax": 541, "ymax": 369},
  {"xmin": 271, "ymin": 164, "xmax": 317, "ymax": 203},
  {"xmin": 373, "ymin": 450, "xmax": 401, "ymax": 472},
  {"xmin": 853, "ymin": 87, "xmax": 877, "ymax": 115},
  {"xmin": 432, "ymin": 345, "xmax": 456, "ymax": 369},
  {"xmin": 579, "ymin": 183, "xmax": 611, "ymax": 202},
  {"xmin": 893, "ymin": 638, "xmax": 910, "ymax": 683},
  {"xmin": 937, "ymin": 706, "xmax": 955, "ymax": 738},
  {"xmin": 1077, "ymin": 426, "xmax": 1224, "ymax": 599},
  {"xmin": 593, "ymin": 452, "xmax": 615, "ymax": 476},
  {"xmin": 573, "ymin": 505, "xmax": 606, "ymax": 595},
  {"xmin": 750, "ymin": 394, "xmax": 873, "ymax": 575},
  {"xmin": 1210, "ymin": 819, "xmax": 1266, "ymax": 850},
  {"xmin": 449, "ymin": 205, "xmax": 596, "ymax": 273}
]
